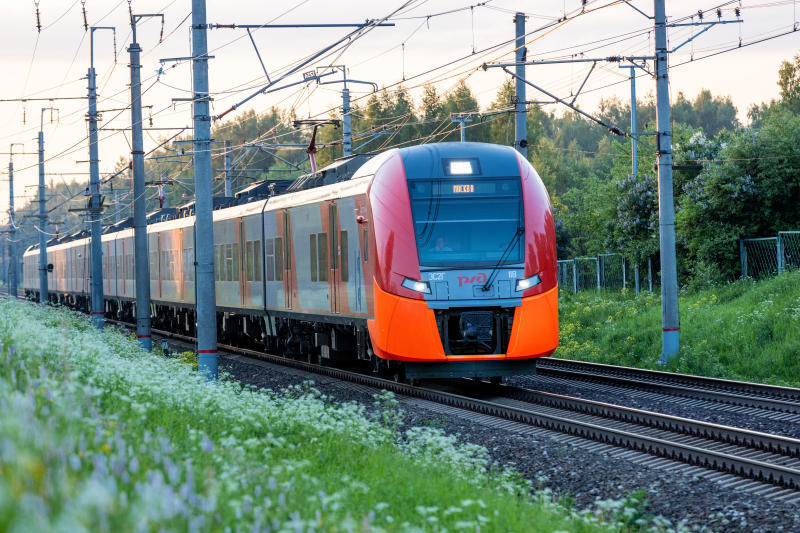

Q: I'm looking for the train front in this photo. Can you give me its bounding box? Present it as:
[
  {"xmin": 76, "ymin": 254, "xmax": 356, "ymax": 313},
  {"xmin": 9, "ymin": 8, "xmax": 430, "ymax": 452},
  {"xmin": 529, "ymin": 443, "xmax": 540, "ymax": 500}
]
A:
[{"xmin": 366, "ymin": 142, "xmax": 558, "ymax": 379}]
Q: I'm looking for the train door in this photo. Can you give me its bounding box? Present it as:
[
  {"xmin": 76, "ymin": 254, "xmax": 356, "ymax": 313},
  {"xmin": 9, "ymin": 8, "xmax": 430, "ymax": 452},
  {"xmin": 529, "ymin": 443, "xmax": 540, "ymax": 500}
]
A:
[
  {"xmin": 282, "ymin": 211, "xmax": 292, "ymax": 309},
  {"xmin": 237, "ymin": 217, "xmax": 247, "ymax": 307},
  {"xmin": 328, "ymin": 203, "xmax": 339, "ymax": 313}
]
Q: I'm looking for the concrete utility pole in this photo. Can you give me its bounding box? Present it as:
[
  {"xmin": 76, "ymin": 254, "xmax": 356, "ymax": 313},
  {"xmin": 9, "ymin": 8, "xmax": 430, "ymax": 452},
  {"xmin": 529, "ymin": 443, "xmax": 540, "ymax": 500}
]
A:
[
  {"xmin": 129, "ymin": 14, "xmax": 160, "ymax": 351},
  {"xmin": 315, "ymin": 66, "xmax": 376, "ymax": 157},
  {"xmin": 627, "ymin": 66, "xmax": 638, "ymax": 178},
  {"xmin": 87, "ymin": 26, "xmax": 115, "ymax": 330},
  {"xmin": 38, "ymin": 107, "xmax": 58, "ymax": 304},
  {"xmin": 7, "ymin": 143, "xmax": 24, "ymax": 299},
  {"xmin": 115, "ymin": 190, "xmax": 122, "ymax": 223},
  {"xmin": 159, "ymin": 170, "xmax": 168, "ymax": 208},
  {"xmin": 654, "ymin": 0, "xmax": 680, "ymax": 362},
  {"xmin": 514, "ymin": 13, "xmax": 527, "ymax": 157},
  {"xmin": 224, "ymin": 140, "xmax": 232, "ymax": 197},
  {"xmin": 342, "ymin": 86, "xmax": 352, "ymax": 156},
  {"xmin": 192, "ymin": 0, "xmax": 219, "ymax": 378}
]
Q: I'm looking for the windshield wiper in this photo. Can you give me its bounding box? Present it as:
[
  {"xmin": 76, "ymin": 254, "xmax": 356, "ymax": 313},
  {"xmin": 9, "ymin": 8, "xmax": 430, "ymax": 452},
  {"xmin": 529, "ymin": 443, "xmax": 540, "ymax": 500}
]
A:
[{"xmin": 481, "ymin": 226, "xmax": 524, "ymax": 292}]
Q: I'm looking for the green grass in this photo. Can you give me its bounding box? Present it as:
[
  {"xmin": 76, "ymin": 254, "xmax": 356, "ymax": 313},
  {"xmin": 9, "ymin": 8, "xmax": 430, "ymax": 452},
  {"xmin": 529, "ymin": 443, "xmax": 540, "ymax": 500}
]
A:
[
  {"xmin": 0, "ymin": 299, "xmax": 673, "ymax": 532},
  {"xmin": 557, "ymin": 270, "xmax": 800, "ymax": 387}
]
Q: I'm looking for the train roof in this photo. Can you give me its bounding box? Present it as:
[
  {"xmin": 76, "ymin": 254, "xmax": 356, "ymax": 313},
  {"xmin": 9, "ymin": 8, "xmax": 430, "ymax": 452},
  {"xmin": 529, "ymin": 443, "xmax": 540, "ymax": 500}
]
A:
[{"xmin": 24, "ymin": 143, "xmax": 516, "ymax": 254}]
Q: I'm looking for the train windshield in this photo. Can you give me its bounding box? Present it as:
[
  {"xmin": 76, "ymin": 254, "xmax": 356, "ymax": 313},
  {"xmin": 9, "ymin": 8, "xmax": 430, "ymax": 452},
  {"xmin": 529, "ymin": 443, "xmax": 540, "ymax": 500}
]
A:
[{"xmin": 408, "ymin": 177, "xmax": 523, "ymax": 267}]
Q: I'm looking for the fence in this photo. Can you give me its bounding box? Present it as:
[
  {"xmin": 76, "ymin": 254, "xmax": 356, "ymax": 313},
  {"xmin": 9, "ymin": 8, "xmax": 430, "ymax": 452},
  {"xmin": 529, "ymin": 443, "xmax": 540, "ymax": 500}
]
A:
[
  {"xmin": 740, "ymin": 231, "xmax": 800, "ymax": 279},
  {"xmin": 557, "ymin": 253, "xmax": 656, "ymax": 295}
]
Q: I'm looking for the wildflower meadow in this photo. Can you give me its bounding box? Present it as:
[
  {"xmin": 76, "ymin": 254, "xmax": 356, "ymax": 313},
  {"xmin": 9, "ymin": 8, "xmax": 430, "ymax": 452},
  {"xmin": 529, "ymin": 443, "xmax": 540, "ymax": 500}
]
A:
[{"xmin": 0, "ymin": 299, "xmax": 669, "ymax": 532}]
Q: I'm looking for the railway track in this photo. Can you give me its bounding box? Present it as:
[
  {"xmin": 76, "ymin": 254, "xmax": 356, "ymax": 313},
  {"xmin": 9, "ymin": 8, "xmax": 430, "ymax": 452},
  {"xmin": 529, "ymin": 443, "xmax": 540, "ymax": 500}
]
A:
[
  {"xmin": 131, "ymin": 322, "xmax": 800, "ymax": 500},
  {"xmin": 535, "ymin": 358, "xmax": 800, "ymax": 417},
  {"xmin": 6, "ymin": 299, "xmax": 796, "ymax": 501}
]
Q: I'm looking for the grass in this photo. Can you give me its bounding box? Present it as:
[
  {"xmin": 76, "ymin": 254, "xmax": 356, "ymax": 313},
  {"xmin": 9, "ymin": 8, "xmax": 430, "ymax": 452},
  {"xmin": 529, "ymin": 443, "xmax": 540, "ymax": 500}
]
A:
[
  {"xmin": 557, "ymin": 270, "xmax": 800, "ymax": 387},
  {"xmin": 0, "ymin": 299, "xmax": 677, "ymax": 532}
]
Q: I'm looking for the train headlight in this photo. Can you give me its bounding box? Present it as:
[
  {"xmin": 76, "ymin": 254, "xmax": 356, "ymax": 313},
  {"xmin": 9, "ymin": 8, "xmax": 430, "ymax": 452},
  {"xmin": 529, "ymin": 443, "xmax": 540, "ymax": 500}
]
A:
[
  {"xmin": 401, "ymin": 277, "xmax": 431, "ymax": 294},
  {"xmin": 515, "ymin": 274, "xmax": 541, "ymax": 292}
]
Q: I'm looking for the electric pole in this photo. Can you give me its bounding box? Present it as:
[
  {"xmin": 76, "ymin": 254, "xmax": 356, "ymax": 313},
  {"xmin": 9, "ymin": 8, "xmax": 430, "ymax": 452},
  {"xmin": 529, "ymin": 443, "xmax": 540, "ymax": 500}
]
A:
[
  {"xmin": 450, "ymin": 113, "xmax": 474, "ymax": 142},
  {"xmin": 654, "ymin": 0, "xmax": 680, "ymax": 362},
  {"xmin": 38, "ymin": 107, "xmax": 58, "ymax": 304},
  {"xmin": 514, "ymin": 13, "xmax": 527, "ymax": 157},
  {"xmin": 87, "ymin": 26, "xmax": 115, "ymax": 330},
  {"xmin": 628, "ymin": 66, "xmax": 638, "ymax": 178},
  {"xmin": 7, "ymin": 143, "xmax": 23, "ymax": 299},
  {"xmin": 192, "ymin": 0, "xmax": 218, "ymax": 378},
  {"xmin": 341, "ymin": 87, "xmax": 352, "ymax": 157},
  {"xmin": 129, "ymin": 13, "xmax": 162, "ymax": 351},
  {"xmin": 224, "ymin": 140, "xmax": 232, "ymax": 197}
]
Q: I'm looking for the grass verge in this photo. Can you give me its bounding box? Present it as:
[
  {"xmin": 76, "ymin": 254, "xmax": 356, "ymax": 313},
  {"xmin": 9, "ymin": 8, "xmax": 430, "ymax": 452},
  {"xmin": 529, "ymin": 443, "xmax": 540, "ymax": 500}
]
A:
[
  {"xmin": 557, "ymin": 270, "xmax": 800, "ymax": 387},
  {"xmin": 0, "ymin": 299, "xmax": 675, "ymax": 532}
]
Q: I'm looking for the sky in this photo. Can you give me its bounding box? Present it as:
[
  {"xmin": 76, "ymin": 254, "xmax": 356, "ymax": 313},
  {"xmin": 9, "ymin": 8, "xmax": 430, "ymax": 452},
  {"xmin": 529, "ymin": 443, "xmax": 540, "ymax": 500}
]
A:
[{"xmin": 0, "ymin": 0, "xmax": 798, "ymax": 218}]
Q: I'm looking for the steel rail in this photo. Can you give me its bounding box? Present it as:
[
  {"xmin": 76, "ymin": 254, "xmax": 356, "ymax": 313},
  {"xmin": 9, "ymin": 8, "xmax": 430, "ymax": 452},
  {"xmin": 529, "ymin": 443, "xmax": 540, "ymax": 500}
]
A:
[
  {"xmin": 125, "ymin": 323, "xmax": 800, "ymax": 491},
  {"xmin": 536, "ymin": 358, "xmax": 800, "ymax": 414}
]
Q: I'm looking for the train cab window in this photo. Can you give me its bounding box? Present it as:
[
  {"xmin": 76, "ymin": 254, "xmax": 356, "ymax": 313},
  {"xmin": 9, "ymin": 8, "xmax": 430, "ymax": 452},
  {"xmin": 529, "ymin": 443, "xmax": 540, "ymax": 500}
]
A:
[
  {"xmin": 408, "ymin": 177, "xmax": 524, "ymax": 267},
  {"xmin": 340, "ymin": 230, "xmax": 349, "ymax": 282}
]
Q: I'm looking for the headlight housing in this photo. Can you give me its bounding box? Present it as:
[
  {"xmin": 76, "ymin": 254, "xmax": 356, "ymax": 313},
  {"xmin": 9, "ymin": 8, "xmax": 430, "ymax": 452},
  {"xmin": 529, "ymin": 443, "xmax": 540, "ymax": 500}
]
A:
[
  {"xmin": 401, "ymin": 277, "xmax": 431, "ymax": 294},
  {"xmin": 515, "ymin": 274, "xmax": 541, "ymax": 292}
]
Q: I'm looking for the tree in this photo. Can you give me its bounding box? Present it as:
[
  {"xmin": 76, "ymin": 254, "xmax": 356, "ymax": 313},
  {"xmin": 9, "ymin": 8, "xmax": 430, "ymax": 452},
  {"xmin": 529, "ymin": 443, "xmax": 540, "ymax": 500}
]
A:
[{"xmin": 778, "ymin": 53, "xmax": 800, "ymax": 113}]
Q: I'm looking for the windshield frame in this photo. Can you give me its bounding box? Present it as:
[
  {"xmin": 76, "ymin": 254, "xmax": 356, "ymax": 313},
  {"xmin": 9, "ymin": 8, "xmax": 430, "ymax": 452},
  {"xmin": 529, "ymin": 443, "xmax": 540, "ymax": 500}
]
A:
[{"xmin": 407, "ymin": 175, "xmax": 525, "ymax": 268}]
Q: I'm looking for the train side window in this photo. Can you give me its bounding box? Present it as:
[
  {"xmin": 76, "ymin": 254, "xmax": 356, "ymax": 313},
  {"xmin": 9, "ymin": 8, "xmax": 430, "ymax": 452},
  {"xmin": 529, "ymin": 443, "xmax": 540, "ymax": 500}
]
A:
[
  {"xmin": 214, "ymin": 245, "xmax": 220, "ymax": 281},
  {"xmin": 309, "ymin": 234, "xmax": 317, "ymax": 282},
  {"xmin": 275, "ymin": 237, "xmax": 283, "ymax": 281},
  {"xmin": 265, "ymin": 239, "xmax": 275, "ymax": 281},
  {"xmin": 340, "ymin": 230, "xmax": 348, "ymax": 282},
  {"xmin": 317, "ymin": 233, "xmax": 328, "ymax": 282},
  {"xmin": 233, "ymin": 243, "xmax": 240, "ymax": 282},
  {"xmin": 363, "ymin": 228, "xmax": 368, "ymax": 262},
  {"xmin": 254, "ymin": 240, "xmax": 262, "ymax": 282},
  {"xmin": 245, "ymin": 241, "xmax": 254, "ymax": 281}
]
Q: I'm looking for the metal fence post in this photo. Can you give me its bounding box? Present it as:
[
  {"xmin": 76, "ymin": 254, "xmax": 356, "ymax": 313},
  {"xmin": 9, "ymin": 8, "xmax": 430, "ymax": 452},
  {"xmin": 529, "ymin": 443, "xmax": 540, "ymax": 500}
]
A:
[
  {"xmin": 648, "ymin": 256, "xmax": 653, "ymax": 292},
  {"xmin": 635, "ymin": 263, "xmax": 640, "ymax": 295},
  {"xmin": 596, "ymin": 257, "xmax": 601, "ymax": 290},
  {"xmin": 572, "ymin": 258, "xmax": 578, "ymax": 293},
  {"xmin": 739, "ymin": 239, "xmax": 747, "ymax": 278},
  {"xmin": 622, "ymin": 256, "xmax": 627, "ymax": 289},
  {"xmin": 777, "ymin": 233, "xmax": 784, "ymax": 275}
]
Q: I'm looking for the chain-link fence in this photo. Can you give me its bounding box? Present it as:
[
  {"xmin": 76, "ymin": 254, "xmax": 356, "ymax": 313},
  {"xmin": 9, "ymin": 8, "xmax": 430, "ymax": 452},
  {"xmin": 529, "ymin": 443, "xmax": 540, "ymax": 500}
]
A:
[
  {"xmin": 740, "ymin": 231, "xmax": 800, "ymax": 279},
  {"xmin": 557, "ymin": 253, "xmax": 656, "ymax": 295}
]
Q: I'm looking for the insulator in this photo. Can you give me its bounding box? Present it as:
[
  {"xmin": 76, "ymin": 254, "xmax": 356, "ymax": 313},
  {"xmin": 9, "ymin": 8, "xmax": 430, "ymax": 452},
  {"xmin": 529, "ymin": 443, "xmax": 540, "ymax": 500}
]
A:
[
  {"xmin": 697, "ymin": 10, "xmax": 703, "ymax": 20},
  {"xmin": 735, "ymin": 7, "xmax": 741, "ymax": 17},
  {"xmin": 716, "ymin": 8, "xmax": 722, "ymax": 18},
  {"xmin": 35, "ymin": 8, "xmax": 41, "ymax": 32},
  {"xmin": 82, "ymin": 7, "xmax": 88, "ymax": 30}
]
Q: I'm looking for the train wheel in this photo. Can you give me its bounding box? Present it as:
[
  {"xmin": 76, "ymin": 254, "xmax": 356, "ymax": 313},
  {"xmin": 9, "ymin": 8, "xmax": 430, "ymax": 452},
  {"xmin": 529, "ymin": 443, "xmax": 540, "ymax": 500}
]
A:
[{"xmin": 489, "ymin": 376, "xmax": 503, "ymax": 386}]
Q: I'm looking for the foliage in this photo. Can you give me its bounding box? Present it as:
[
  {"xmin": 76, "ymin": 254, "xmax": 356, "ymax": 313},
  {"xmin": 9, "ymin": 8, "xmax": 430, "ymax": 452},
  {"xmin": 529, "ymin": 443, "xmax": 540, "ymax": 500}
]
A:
[
  {"xmin": 557, "ymin": 269, "xmax": 800, "ymax": 386},
  {"xmin": 0, "ymin": 299, "xmax": 684, "ymax": 532}
]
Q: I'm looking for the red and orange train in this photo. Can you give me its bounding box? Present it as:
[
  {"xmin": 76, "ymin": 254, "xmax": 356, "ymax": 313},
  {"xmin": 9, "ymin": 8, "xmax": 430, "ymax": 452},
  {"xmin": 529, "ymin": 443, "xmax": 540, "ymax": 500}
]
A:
[{"xmin": 23, "ymin": 142, "xmax": 558, "ymax": 379}]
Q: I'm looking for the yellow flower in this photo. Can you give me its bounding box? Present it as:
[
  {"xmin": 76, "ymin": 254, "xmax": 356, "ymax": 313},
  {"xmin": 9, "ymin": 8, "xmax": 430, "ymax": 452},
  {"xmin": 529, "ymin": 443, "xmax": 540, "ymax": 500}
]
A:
[{"xmin": 101, "ymin": 443, "xmax": 111, "ymax": 454}]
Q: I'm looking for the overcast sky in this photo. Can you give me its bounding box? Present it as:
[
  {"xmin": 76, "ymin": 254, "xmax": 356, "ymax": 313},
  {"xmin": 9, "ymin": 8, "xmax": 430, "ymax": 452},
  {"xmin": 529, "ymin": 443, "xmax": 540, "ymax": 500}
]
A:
[{"xmin": 1, "ymin": 0, "xmax": 798, "ymax": 216}]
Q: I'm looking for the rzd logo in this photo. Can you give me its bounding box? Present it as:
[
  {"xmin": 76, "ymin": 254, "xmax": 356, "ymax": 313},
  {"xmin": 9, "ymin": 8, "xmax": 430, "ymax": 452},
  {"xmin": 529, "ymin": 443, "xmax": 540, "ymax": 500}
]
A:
[{"xmin": 457, "ymin": 273, "xmax": 487, "ymax": 287}]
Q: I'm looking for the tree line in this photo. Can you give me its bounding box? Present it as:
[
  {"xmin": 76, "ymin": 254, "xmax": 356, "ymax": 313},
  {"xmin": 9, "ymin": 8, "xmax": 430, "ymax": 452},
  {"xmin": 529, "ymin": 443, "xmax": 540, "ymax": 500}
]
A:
[{"xmin": 8, "ymin": 53, "xmax": 800, "ymax": 289}]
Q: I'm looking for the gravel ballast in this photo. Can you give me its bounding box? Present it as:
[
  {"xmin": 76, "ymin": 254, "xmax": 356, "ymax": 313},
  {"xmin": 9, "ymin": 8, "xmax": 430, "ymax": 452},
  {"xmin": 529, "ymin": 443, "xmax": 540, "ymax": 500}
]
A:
[{"xmin": 218, "ymin": 355, "xmax": 800, "ymax": 532}]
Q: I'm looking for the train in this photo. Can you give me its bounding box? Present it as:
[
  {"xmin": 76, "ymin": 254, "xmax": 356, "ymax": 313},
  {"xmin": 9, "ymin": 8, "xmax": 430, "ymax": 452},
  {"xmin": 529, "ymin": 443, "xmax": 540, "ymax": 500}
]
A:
[{"xmin": 23, "ymin": 142, "xmax": 558, "ymax": 379}]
